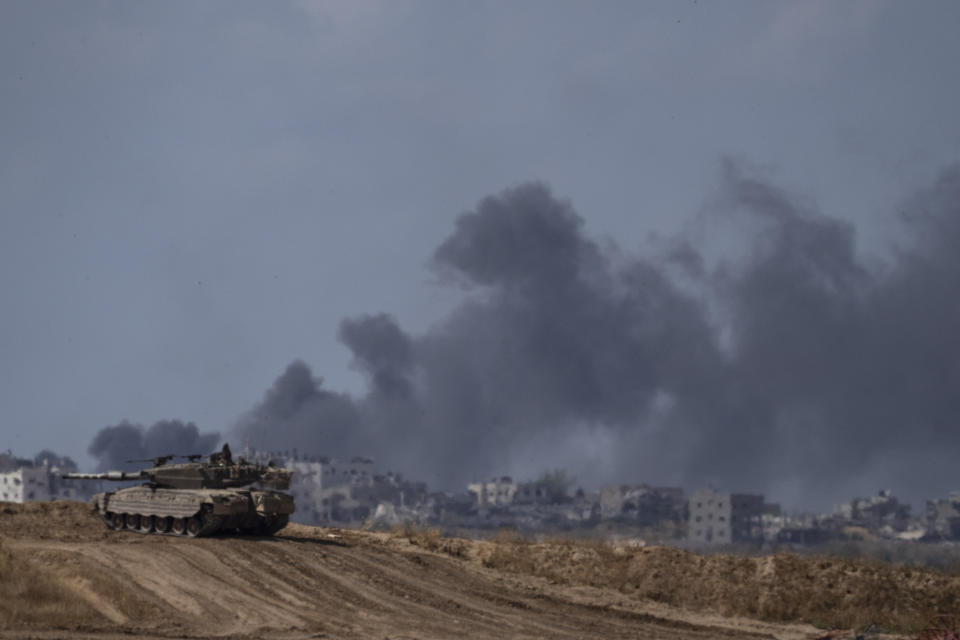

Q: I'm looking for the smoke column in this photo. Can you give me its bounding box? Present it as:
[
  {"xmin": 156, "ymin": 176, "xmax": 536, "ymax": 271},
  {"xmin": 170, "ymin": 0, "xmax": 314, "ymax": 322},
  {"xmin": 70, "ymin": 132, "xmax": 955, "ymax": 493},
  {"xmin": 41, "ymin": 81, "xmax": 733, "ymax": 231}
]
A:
[
  {"xmin": 88, "ymin": 420, "xmax": 220, "ymax": 471},
  {"xmin": 235, "ymin": 160, "xmax": 960, "ymax": 508}
]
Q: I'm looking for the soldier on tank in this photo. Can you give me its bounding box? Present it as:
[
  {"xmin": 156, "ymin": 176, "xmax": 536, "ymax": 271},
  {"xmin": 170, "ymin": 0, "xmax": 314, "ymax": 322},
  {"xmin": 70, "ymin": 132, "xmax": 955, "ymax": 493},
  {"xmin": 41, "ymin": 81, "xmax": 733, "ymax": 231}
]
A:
[{"xmin": 62, "ymin": 443, "xmax": 294, "ymax": 538}]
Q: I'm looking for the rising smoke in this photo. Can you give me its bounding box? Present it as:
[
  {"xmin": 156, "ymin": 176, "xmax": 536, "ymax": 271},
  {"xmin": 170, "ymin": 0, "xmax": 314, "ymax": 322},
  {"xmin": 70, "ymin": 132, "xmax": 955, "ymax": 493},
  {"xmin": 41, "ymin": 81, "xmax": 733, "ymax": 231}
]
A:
[
  {"xmin": 88, "ymin": 420, "xmax": 220, "ymax": 471},
  {"xmin": 33, "ymin": 449, "xmax": 78, "ymax": 471},
  {"xmin": 234, "ymin": 160, "xmax": 960, "ymax": 508}
]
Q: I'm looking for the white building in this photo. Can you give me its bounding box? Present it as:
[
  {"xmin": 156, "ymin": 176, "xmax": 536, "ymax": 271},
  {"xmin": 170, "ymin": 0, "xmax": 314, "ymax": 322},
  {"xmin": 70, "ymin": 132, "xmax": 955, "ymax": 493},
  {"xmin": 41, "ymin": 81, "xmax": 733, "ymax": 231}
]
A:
[
  {"xmin": 468, "ymin": 476, "xmax": 517, "ymax": 507},
  {"xmin": 281, "ymin": 459, "xmax": 326, "ymax": 523},
  {"xmin": 0, "ymin": 464, "xmax": 82, "ymax": 503},
  {"xmin": 247, "ymin": 450, "xmax": 377, "ymax": 524},
  {"xmin": 320, "ymin": 457, "xmax": 375, "ymax": 489},
  {"xmin": 308, "ymin": 458, "xmax": 377, "ymax": 523}
]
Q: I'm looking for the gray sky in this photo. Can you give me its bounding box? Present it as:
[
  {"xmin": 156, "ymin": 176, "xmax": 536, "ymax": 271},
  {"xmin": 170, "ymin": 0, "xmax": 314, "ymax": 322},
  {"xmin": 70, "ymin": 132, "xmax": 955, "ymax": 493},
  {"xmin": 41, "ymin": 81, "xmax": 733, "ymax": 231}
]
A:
[{"xmin": 2, "ymin": 1, "xmax": 960, "ymax": 508}]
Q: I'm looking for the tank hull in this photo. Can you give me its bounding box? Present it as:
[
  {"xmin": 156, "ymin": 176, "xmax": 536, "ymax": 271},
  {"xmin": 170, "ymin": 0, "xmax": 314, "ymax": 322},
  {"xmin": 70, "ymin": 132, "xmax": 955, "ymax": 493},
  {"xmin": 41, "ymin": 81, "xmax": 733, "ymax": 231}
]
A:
[{"xmin": 91, "ymin": 486, "xmax": 294, "ymax": 537}]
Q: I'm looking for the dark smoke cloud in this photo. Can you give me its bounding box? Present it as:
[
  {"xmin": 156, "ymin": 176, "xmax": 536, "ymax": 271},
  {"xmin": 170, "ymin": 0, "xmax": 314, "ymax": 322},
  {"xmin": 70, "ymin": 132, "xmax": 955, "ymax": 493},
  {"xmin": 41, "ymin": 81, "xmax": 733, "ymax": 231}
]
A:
[
  {"xmin": 88, "ymin": 420, "xmax": 220, "ymax": 471},
  {"xmin": 33, "ymin": 449, "xmax": 78, "ymax": 472},
  {"xmin": 234, "ymin": 361, "xmax": 365, "ymax": 457},
  {"xmin": 339, "ymin": 313, "xmax": 415, "ymax": 399},
  {"xmin": 0, "ymin": 449, "xmax": 77, "ymax": 472},
  {"xmin": 235, "ymin": 163, "xmax": 960, "ymax": 508}
]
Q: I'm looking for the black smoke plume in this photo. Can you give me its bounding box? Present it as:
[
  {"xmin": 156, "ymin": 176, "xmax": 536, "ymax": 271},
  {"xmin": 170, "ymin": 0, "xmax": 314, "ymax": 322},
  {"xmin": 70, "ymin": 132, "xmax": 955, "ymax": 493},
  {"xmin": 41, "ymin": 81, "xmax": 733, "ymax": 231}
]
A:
[
  {"xmin": 0, "ymin": 449, "xmax": 76, "ymax": 472},
  {"xmin": 236, "ymin": 161, "xmax": 960, "ymax": 508},
  {"xmin": 33, "ymin": 449, "xmax": 78, "ymax": 471},
  {"xmin": 88, "ymin": 420, "xmax": 220, "ymax": 471}
]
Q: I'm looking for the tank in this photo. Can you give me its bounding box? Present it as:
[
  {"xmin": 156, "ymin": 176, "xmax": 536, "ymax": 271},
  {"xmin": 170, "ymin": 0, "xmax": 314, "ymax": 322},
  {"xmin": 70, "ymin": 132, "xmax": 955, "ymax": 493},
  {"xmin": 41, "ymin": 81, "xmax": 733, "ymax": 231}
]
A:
[{"xmin": 62, "ymin": 443, "xmax": 295, "ymax": 537}]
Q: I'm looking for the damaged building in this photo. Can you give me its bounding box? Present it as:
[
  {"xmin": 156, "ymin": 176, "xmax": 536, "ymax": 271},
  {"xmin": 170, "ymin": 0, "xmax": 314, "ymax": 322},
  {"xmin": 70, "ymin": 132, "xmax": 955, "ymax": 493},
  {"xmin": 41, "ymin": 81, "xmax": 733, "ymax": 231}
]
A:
[
  {"xmin": 249, "ymin": 448, "xmax": 426, "ymax": 525},
  {"xmin": 925, "ymin": 492, "xmax": 960, "ymax": 540},
  {"xmin": 467, "ymin": 476, "xmax": 518, "ymax": 508},
  {"xmin": 598, "ymin": 484, "xmax": 685, "ymax": 525},
  {"xmin": 687, "ymin": 487, "xmax": 781, "ymax": 546},
  {"xmin": 833, "ymin": 489, "xmax": 913, "ymax": 535},
  {"xmin": 0, "ymin": 451, "xmax": 97, "ymax": 503}
]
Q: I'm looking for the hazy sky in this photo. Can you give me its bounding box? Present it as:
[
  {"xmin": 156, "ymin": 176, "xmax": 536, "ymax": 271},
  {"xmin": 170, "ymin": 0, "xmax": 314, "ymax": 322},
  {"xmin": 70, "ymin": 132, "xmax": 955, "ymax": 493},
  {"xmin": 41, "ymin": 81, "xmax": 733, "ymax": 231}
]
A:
[{"xmin": 2, "ymin": 1, "xmax": 960, "ymax": 508}]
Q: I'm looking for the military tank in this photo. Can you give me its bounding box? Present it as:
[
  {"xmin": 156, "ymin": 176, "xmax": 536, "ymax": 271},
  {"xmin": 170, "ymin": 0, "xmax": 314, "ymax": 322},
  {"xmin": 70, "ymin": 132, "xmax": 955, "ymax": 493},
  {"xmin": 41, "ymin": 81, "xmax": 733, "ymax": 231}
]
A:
[{"xmin": 63, "ymin": 443, "xmax": 295, "ymax": 537}]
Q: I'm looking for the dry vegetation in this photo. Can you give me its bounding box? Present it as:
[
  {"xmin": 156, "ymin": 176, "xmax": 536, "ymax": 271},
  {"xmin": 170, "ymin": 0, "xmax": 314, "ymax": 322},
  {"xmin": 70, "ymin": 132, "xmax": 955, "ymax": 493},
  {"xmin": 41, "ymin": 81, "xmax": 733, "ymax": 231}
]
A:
[
  {"xmin": 399, "ymin": 527, "xmax": 960, "ymax": 634},
  {"xmin": 777, "ymin": 540, "xmax": 960, "ymax": 574},
  {"xmin": 395, "ymin": 524, "xmax": 471, "ymax": 558},
  {"xmin": 0, "ymin": 534, "xmax": 97, "ymax": 627}
]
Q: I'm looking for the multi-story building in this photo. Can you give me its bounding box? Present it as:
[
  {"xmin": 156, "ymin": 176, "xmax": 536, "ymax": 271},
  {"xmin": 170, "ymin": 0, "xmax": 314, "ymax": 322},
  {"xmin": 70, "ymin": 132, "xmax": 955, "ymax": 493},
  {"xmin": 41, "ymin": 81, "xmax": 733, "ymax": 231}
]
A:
[
  {"xmin": 246, "ymin": 449, "xmax": 384, "ymax": 524},
  {"xmin": 0, "ymin": 459, "xmax": 91, "ymax": 503},
  {"xmin": 320, "ymin": 471, "xmax": 428, "ymax": 524},
  {"xmin": 598, "ymin": 484, "xmax": 685, "ymax": 524},
  {"xmin": 1, "ymin": 466, "xmax": 53, "ymax": 502},
  {"xmin": 468, "ymin": 476, "xmax": 517, "ymax": 508},
  {"xmin": 321, "ymin": 457, "xmax": 375, "ymax": 489},
  {"xmin": 926, "ymin": 491, "xmax": 960, "ymax": 539},
  {"xmin": 281, "ymin": 458, "xmax": 327, "ymax": 524},
  {"xmin": 514, "ymin": 479, "xmax": 562, "ymax": 505},
  {"xmin": 687, "ymin": 487, "xmax": 779, "ymax": 546},
  {"xmin": 840, "ymin": 489, "xmax": 912, "ymax": 533}
]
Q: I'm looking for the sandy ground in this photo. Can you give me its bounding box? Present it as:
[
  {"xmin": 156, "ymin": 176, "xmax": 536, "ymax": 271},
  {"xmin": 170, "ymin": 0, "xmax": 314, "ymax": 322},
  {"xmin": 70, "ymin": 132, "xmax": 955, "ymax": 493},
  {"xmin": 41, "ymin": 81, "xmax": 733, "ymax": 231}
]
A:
[{"xmin": 0, "ymin": 503, "xmax": 921, "ymax": 639}]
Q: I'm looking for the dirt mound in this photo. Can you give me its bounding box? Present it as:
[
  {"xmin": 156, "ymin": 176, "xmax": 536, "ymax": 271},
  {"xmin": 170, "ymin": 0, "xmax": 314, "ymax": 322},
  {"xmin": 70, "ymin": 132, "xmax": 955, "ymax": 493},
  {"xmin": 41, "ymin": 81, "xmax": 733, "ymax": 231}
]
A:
[
  {"xmin": 1, "ymin": 503, "xmax": 952, "ymax": 639},
  {"xmin": 468, "ymin": 536, "xmax": 960, "ymax": 632},
  {"xmin": 0, "ymin": 534, "xmax": 101, "ymax": 629},
  {"xmin": 0, "ymin": 500, "xmax": 107, "ymax": 542}
]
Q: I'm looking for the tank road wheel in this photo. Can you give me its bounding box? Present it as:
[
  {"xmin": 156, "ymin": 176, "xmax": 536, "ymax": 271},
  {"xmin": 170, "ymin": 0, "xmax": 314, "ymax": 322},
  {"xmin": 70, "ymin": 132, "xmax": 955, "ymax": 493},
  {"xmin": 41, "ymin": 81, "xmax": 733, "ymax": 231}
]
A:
[
  {"xmin": 171, "ymin": 517, "xmax": 187, "ymax": 536},
  {"xmin": 154, "ymin": 516, "xmax": 172, "ymax": 534},
  {"xmin": 138, "ymin": 515, "xmax": 155, "ymax": 534},
  {"xmin": 185, "ymin": 516, "xmax": 202, "ymax": 537},
  {"xmin": 125, "ymin": 514, "xmax": 140, "ymax": 531},
  {"xmin": 105, "ymin": 512, "xmax": 119, "ymax": 530}
]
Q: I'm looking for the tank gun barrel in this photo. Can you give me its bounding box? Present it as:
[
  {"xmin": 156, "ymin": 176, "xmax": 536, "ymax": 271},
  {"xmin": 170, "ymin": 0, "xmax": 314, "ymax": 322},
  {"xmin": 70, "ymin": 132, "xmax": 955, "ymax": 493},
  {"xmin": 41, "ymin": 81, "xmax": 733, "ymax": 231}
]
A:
[
  {"xmin": 61, "ymin": 470, "xmax": 145, "ymax": 481},
  {"xmin": 126, "ymin": 454, "xmax": 175, "ymax": 467},
  {"xmin": 66, "ymin": 441, "xmax": 295, "ymax": 537}
]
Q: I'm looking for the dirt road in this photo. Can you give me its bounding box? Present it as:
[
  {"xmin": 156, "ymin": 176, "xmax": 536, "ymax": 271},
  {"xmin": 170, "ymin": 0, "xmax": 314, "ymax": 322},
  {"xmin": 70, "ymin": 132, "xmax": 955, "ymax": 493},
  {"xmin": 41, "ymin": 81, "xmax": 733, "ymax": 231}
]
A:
[{"xmin": 0, "ymin": 503, "xmax": 925, "ymax": 639}]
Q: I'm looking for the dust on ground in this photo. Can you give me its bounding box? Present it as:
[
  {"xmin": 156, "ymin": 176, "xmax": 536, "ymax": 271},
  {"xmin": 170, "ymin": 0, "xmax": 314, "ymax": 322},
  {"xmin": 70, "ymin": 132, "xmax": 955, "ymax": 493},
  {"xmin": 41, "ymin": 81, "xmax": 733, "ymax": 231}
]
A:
[{"xmin": 1, "ymin": 501, "xmax": 951, "ymax": 639}]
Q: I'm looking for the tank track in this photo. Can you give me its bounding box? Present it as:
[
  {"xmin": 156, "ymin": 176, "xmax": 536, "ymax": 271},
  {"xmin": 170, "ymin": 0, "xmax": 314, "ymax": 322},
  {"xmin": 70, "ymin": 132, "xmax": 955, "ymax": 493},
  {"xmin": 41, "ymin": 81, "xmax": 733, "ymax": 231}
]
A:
[
  {"xmin": 196, "ymin": 513, "xmax": 225, "ymax": 537},
  {"xmin": 251, "ymin": 514, "xmax": 289, "ymax": 536},
  {"xmin": 100, "ymin": 509, "xmax": 224, "ymax": 538},
  {"xmin": 99, "ymin": 509, "xmax": 286, "ymax": 538}
]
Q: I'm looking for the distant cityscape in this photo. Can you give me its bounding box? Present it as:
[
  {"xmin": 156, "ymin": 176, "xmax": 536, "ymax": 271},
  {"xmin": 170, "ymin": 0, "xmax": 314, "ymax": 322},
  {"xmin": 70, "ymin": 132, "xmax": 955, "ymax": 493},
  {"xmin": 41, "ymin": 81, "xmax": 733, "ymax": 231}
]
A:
[{"xmin": 3, "ymin": 446, "xmax": 960, "ymax": 546}]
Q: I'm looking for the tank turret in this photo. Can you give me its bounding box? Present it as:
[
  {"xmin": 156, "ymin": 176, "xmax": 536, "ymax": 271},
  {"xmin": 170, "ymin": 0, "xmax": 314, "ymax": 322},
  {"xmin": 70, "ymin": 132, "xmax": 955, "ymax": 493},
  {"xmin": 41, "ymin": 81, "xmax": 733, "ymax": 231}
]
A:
[
  {"xmin": 65, "ymin": 444, "xmax": 292, "ymax": 491},
  {"xmin": 63, "ymin": 444, "xmax": 295, "ymax": 537}
]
